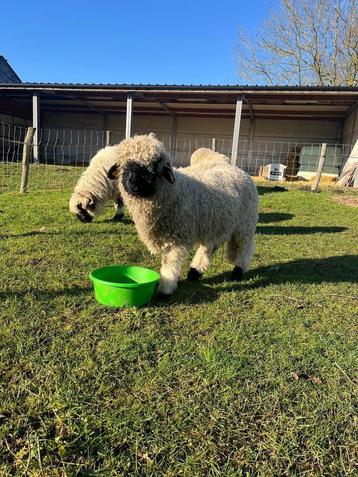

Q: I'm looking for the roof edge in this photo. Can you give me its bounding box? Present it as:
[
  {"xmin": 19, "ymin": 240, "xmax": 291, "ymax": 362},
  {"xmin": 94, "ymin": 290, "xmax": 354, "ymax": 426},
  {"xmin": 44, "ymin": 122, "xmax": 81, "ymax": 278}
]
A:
[
  {"xmin": 0, "ymin": 56, "xmax": 22, "ymax": 83},
  {"xmin": 0, "ymin": 83, "xmax": 357, "ymax": 92}
]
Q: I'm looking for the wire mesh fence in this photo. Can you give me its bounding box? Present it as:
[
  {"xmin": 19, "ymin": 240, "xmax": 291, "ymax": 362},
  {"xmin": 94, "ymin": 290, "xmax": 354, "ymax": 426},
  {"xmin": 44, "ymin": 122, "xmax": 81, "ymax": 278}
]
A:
[
  {"xmin": 0, "ymin": 122, "xmax": 354, "ymax": 193},
  {"xmin": 0, "ymin": 123, "xmax": 28, "ymax": 193}
]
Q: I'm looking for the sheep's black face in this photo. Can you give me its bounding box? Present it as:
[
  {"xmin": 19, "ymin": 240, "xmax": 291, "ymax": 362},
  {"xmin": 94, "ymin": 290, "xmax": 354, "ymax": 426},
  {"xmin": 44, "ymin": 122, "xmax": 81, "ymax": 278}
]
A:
[
  {"xmin": 122, "ymin": 161, "xmax": 158, "ymax": 198},
  {"xmin": 76, "ymin": 203, "xmax": 94, "ymax": 223}
]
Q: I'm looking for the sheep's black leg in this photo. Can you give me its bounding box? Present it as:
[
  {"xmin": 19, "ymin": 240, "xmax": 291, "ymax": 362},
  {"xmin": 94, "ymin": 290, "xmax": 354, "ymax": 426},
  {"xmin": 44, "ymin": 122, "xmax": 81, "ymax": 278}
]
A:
[
  {"xmin": 112, "ymin": 198, "xmax": 125, "ymax": 222},
  {"xmin": 187, "ymin": 245, "xmax": 215, "ymax": 281},
  {"xmin": 187, "ymin": 268, "xmax": 203, "ymax": 281},
  {"xmin": 112, "ymin": 213, "xmax": 124, "ymax": 222},
  {"xmin": 231, "ymin": 266, "xmax": 244, "ymax": 281}
]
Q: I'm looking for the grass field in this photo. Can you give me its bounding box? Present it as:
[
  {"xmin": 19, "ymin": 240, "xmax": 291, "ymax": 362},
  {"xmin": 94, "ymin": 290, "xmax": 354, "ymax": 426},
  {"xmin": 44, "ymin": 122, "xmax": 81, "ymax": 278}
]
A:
[
  {"xmin": 0, "ymin": 163, "xmax": 84, "ymax": 194},
  {"xmin": 0, "ymin": 183, "xmax": 357, "ymax": 476}
]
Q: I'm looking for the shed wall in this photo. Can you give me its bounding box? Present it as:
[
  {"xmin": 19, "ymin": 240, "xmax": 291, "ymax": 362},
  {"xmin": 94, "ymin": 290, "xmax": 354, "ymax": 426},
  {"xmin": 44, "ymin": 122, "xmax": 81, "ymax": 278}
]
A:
[
  {"xmin": 342, "ymin": 107, "xmax": 358, "ymax": 146},
  {"xmin": 41, "ymin": 111, "xmax": 340, "ymax": 142}
]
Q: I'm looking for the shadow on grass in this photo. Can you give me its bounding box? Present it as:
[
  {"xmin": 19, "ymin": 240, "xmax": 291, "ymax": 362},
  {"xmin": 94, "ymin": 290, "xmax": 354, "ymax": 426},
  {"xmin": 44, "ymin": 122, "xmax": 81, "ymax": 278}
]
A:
[
  {"xmin": 259, "ymin": 212, "xmax": 294, "ymax": 223},
  {"xmin": 213, "ymin": 254, "xmax": 358, "ymax": 286},
  {"xmin": 154, "ymin": 254, "xmax": 358, "ymax": 306},
  {"xmin": 101, "ymin": 217, "xmax": 134, "ymax": 225},
  {"xmin": 257, "ymin": 225, "xmax": 347, "ymax": 235},
  {"xmin": 0, "ymin": 228, "xmax": 137, "ymax": 239},
  {"xmin": 257, "ymin": 185, "xmax": 287, "ymax": 195},
  {"xmin": 1, "ymin": 255, "xmax": 356, "ymax": 307}
]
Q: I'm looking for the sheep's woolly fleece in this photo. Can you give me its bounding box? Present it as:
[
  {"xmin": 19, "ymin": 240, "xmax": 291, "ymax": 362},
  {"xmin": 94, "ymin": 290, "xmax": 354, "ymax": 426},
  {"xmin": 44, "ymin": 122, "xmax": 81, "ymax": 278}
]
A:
[
  {"xmin": 69, "ymin": 145, "xmax": 123, "ymax": 220},
  {"xmin": 111, "ymin": 133, "xmax": 168, "ymax": 167},
  {"xmin": 69, "ymin": 139, "xmax": 212, "ymax": 222},
  {"xmin": 190, "ymin": 147, "xmax": 229, "ymax": 169},
  {"xmin": 110, "ymin": 134, "xmax": 259, "ymax": 295}
]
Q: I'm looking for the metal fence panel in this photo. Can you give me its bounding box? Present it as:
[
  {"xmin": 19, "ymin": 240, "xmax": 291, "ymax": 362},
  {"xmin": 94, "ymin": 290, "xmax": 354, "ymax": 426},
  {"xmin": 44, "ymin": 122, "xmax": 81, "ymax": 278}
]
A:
[{"xmin": 0, "ymin": 123, "xmax": 354, "ymax": 193}]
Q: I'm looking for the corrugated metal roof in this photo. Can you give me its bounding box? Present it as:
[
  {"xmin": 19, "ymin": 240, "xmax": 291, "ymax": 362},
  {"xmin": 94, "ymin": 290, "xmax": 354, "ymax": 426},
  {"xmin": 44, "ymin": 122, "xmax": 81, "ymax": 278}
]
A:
[
  {"xmin": 0, "ymin": 56, "xmax": 22, "ymax": 84},
  {"xmin": 0, "ymin": 82, "xmax": 357, "ymax": 91}
]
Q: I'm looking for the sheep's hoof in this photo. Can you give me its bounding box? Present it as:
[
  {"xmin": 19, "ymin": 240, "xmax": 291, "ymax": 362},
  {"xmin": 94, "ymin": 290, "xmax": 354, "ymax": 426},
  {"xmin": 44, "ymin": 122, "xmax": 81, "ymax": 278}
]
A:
[
  {"xmin": 231, "ymin": 266, "xmax": 244, "ymax": 281},
  {"xmin": 112, "ymin": 213, "xmax": 124, "ymax": 222},
  {"xmin": 187, "ymin": 268, "xmax": 203, "ymax": 281},
  {"xmin": 156, "ymin": 291, "xmax": 171, "ymax": 300}
]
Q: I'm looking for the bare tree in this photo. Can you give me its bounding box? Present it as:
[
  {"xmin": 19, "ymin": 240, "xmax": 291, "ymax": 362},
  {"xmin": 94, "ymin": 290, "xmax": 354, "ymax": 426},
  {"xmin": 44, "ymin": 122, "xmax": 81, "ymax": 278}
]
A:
[{"xmin": 236, "ymin": 0, "xmax": 358, "ymax": 86}]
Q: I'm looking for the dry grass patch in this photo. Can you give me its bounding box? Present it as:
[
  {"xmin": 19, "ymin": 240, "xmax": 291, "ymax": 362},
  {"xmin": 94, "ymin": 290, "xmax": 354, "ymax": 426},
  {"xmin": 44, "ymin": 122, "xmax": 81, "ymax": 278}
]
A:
[{"xmin": 333, "ymin": 195, "xmax": 358, "ymax": 207}]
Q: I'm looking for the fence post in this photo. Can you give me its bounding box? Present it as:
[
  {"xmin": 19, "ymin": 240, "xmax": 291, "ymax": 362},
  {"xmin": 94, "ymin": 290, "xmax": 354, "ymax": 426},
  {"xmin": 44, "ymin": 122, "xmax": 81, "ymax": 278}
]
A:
[
  {"xmin": 171, "ymin": 115, "xmax": 177, "ymax": 160},
  {"xmin": 20, "ymin": 127, "xmax": 35, "ymax": 193},
  {"xmin": 211, "ymin": 138, "xmax": 216, "ymax": 152},
  {"xmin": 105, "ymin": 130, "xmax": 111, "ymax": 147},
  {"xmin": 311, "ymin": 143, "xmax": 327, "ymax": 192}
]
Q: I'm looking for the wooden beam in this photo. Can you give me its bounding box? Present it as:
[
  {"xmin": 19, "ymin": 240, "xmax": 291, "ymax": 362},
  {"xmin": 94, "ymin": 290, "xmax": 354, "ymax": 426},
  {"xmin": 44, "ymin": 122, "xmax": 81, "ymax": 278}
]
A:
[
  {"xmin": 171, "ymin": 115, "xmax": 177, "ymax": 159},
  {"xmin": 20, "ymin": 127, "xmax": 35, "ymax": 193},
  {"xmin": 311, "ymin": 143, "xmax": 327, "ymax": 192},
  {"xmin": 24, "ymin": 107, "xmax": 343, "ymax": 121},
  {"xmin": 159, "ymin": 101, "xmax": 174, "ymax": 114},
  {"xmin": 31, "ymin": 103, "xmax": 346, "ymax": 118},
  {"xmin": 246, "ymin": 118, "xmax": 256, "ymax": 171}
]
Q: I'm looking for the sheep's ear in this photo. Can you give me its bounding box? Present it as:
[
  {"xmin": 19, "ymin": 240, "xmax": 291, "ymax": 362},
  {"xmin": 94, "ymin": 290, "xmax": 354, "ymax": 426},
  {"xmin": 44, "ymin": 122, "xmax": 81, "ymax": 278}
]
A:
[
  {"xmin": 107, "ymin": 164, "xmax": 120, "ymax": 180},
  {"xmin": 162, "ymin": 165, "xmax": 175, "ymax": 184},
  {"xmin": 149, "ymin": 132, "xmax": 156, "ymax": 139},
  {"xmin": 87, "ymin": 197, "xmax": 95, "ymax": 210}
]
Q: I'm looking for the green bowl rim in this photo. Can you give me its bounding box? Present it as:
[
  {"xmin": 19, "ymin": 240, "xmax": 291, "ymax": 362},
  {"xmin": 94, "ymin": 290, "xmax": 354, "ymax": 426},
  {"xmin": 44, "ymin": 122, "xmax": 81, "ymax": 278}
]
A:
[{"xmin": 89, "ymin": 264, "xmax": 160, "ymax": 289}]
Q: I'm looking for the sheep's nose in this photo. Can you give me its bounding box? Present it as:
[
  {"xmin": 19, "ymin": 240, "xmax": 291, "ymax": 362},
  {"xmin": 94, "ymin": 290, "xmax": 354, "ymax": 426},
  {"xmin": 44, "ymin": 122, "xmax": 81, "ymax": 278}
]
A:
[{"xmin": 76, "ymin": 212, "xmax": 93, "ymax": 223}]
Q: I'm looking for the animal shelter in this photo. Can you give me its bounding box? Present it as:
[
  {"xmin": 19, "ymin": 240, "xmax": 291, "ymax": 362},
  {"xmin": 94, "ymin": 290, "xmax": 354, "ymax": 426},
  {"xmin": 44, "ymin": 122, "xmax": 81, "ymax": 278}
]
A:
[{"xmin": 0, "ymin": 69, "xmax": 357, "ymax": 191}]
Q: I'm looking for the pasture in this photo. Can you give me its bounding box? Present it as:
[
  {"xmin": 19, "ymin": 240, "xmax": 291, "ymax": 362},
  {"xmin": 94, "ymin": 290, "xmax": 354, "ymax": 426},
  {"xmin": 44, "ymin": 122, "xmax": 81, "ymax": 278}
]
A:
[{"xmin": 0, "ymin": 182, "xmax": 357, "ymax": 476}]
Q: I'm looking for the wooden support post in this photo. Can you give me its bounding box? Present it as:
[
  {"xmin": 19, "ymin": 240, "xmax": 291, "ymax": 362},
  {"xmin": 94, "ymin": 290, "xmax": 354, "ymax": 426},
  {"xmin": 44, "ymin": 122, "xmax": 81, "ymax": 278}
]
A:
[
  {"xmin": 20, "ymin": 127, "xmax": 36, "ymax": 193},
  {"xmin": 311, "ymin": 143, "xmax": 327, "ymax": 192},
  {"xmin": 231, "ymin": 96, "xmax": 243, "ymax": 166},
  {"xmin": 32, "ymin": 93, "xmax": 40, "ymax": 163},
  {"xmin": 211, "ymin": 138, "xmax": 216, "ymax": 152},
  {"xmin": 247, "ymin": 118, "xmax": 255, "ymax": 171},
  {"xmin": 171, "ymin": 115, "xmax": 177, "ymax": 159},
  {"xmin": 105, "ymin": 130, "xmax": 111, "ymax": 147},
  {"xmin": 125, "ymin": 94, "xmax": 133, "ymax": 139},
  {"xmin": 353, "ymin": 162, "xmax": 358, "ymax": 188},
  {"xmin": 337, "ymin": 139, "xmax": 358, "ymax": 187}
]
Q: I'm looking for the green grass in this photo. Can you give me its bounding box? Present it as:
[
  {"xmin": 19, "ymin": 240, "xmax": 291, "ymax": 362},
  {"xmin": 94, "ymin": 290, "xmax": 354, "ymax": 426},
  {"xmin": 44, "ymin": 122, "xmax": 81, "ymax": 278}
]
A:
[
  {"xmin": 0, "ymin": 183, "xmax": 357, "ymax": 476},
  {"xmin": 0, "ymin": 163, "xmax": 83, "ymax": 193}
]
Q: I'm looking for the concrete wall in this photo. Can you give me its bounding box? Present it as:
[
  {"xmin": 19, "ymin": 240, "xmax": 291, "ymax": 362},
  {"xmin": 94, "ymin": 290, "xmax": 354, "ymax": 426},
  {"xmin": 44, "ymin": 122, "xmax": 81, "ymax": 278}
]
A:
[
  {"xmin": 38, "ymin": 110, "xmax": 342, "ymax": 169},
  {"xmin": 134, "ymin": 116, "xmax": 340, "ymax": 141},
  {"xmin": 41, "ymin": 111, "xmax": 341, "ymax": 141},
  {"xmin": 0, "ymin": 113, "xmax": 30, "ymax": 127},
  {"xmin": 342, "ymin": 107, "xmax": 358, "ymax": 146}
]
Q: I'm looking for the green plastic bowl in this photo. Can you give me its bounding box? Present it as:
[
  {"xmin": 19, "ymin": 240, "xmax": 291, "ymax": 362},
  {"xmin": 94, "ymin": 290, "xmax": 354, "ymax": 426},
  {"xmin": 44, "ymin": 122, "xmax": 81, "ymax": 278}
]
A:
[{"xmin": 89, "ymin": 265, "xmax": 160, "ymax": 308}]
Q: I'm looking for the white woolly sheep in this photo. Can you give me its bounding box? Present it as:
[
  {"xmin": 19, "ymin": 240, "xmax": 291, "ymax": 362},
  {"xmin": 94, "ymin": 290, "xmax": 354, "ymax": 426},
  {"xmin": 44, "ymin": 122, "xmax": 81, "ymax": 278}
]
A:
[
  {"xmin": 189, "ymin": 147, "xmax": 229, "ymax": 169},
  {"xmin": 107, "ymin": 134, "xmax": 259, "ymax": 296},
  {"xmin": 69, "ymin": 145, "xmax": 124, "ymax": 223},
  {"xmin": 68, "ymin": 143, "xmax": 207, "ymax": 223}
]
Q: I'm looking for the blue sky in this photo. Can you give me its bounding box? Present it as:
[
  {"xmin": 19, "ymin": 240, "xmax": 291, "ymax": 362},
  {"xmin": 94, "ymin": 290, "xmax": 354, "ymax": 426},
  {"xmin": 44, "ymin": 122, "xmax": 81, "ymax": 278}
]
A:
[{"xmin": 1, "ymin": 0, "xmax": 272, "ymax": 85}]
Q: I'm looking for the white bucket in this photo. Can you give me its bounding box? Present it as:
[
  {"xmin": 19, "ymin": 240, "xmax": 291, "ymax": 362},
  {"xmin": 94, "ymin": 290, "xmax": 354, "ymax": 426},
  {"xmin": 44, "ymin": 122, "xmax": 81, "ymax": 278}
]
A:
[{"xmin": 267, "ymin": 163, "xmax": 287, "ymax": 181}]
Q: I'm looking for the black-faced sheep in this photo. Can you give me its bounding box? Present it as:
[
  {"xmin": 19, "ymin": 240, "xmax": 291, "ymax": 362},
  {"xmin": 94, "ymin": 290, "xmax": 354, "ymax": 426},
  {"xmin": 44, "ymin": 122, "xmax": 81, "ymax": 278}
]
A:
[
  {"xmin": 69, "ymin": 145, "xmax": 124, "ymax": 223},
  {"xmin": 69, "ymin": 145, "xmax": 222, "ymax": 223},
  {"xmin": 107, "ymin": 134, "xmax": 259, "ymax": 296}
]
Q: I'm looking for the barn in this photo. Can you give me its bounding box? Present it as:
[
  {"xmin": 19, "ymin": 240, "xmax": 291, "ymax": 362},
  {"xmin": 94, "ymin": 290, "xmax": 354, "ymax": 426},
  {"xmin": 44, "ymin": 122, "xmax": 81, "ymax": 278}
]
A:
[{"xmin": 0, "ymin": 56, "xmax": 357, "ymax": 182}]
